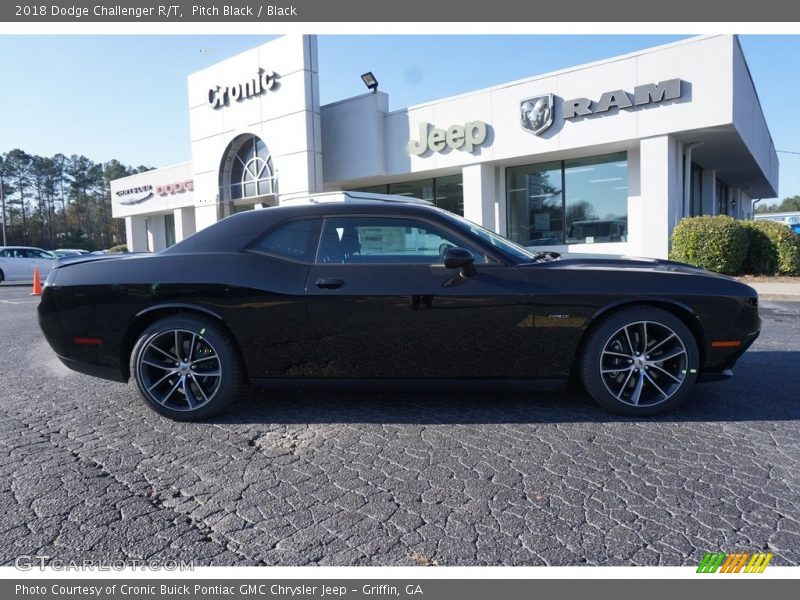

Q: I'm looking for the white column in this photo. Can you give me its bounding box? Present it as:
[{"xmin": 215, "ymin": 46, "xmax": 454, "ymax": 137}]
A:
[
  {"xmin": 740, "ymin": 191, "xmax": 752, "ymax": 219},
  {"xmin": 732, "ymin": 188, "xmax": 744, "ymax": 219},
  {"xmin": 194, "ymin": 204, "xmax": 219, "ymax": 232},
  {"xmin": 174, "ymin": 207, "xmax": 196, "ymax": 242},
  {"xmin": 629, "ymin": 135, "xmax": 681, "ymax": 259},
  {"xmin": 146, "ymin": 215, "xmax": 167, "ymax": 253},
  {"xmin": 124, "ymin": 216, "xmax": 148, "ymax": 253},
  {"xmin": 462, "ymin": 163, "xmax": 497, "ymax": 230},
  {"xmin": 701, "ymin": 169, "xmax": 716, "ymax": 215}
]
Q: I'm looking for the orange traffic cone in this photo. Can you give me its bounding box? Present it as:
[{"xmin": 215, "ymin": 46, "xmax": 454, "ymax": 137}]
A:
[{"xmin": 30, "ymin": 267, "xmax": 42, "ymax": 296}]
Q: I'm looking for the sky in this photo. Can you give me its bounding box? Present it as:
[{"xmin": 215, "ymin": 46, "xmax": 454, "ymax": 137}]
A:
[{"xmin": 0, "ymin": 34, "xmax": 798, "ymax": 203}]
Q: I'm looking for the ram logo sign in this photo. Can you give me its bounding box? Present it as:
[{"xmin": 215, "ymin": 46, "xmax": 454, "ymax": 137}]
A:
[
  {"xmin": 520, "ymin": 94, "xmax": 554, "ymax": 136},
  {"xmin": 562, "ymin": 79, "xmax": 684, "ymax": 119}
]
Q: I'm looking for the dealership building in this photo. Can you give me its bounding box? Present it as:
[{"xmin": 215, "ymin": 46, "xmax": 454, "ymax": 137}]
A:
[{"xmin": 111, "ymin": 34, "xmax": 778, "ymax": 258}]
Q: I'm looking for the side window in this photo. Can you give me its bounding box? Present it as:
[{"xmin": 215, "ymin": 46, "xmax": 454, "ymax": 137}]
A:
[
  {"xmin": 250, "ymin": 218, "xmax": 322, "ymax": 263},
  {"xmin": 34, "ymin": 250, "xmax": 53, "ymax": 259},
  {"xmin": 316, "ymin": 217, "xmax": 488, "ymax": 265}
]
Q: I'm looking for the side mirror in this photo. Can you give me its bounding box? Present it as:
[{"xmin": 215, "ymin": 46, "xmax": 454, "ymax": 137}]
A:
[{"xmin": 443, "ymin": 247, "xmax": 477, "ymax": 277}]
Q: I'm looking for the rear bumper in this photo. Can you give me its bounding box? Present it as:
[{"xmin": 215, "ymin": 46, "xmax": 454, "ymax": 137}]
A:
[
  {"xmin": 55, "ymin": 354, "xmax": 128, "ymax": 383},
  {"xmin": 38, "ymin": 286, "xmax": 128, "ymax": 383}
]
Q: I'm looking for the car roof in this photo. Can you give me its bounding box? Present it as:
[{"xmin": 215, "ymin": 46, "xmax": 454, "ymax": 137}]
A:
[
  {"xmin": 0, "ymin": 246, "xmax": 48, "ymax": 251},
  {"xmin": 280, "ymin": 191, "xmax": 434, "ymax": 206},
  {"xmin": 162, "ymin": 201, "xmax": 451, "ymax": 255}
]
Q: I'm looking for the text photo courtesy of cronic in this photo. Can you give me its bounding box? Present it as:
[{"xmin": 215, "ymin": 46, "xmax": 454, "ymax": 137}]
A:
[{"xmin": 16, "ymin": 585, "xmax": 419, "ymax": 598}]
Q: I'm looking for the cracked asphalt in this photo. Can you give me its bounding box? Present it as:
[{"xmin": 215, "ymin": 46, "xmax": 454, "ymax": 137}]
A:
[{"xmin": 1, "ymin": 284, "xmax": 799, "ymax": 566}]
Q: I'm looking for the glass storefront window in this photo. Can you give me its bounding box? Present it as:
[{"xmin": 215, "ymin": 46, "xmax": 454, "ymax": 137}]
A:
[
  {"xmin": 433, "ymin": 175, "xmax": 464, "ymax": 216},
  {"xmin": 564, "ymin": 153, "xmax": 627, "ymax": 244},
  {"xmin": 507, "ymin": 152, "xmax": 628, "ymax": 246},
  {"xmin": 506, "ymin": 161, "xmax": 563, "ymax": 246},
  {"xmin": 350, "ymin": 184, "xmax": 388, "ymax": 194},
  {"xmin": 165, "ymin": 213, "xmax": 176, "ymax": 248},
  {"xmin": 716, "ymin": 180, "xmax": 729, "ymax": 215},
  {"xmin": 689, "ymin": 163, "xmax": 702, "ymax": 217},
  {"xmin": 349, "ymin": 175, "xmax": 464, "ymax": 216},
  {"xmin": 389, "ymin": 179, "xmax": 434, "ymax": 202}
]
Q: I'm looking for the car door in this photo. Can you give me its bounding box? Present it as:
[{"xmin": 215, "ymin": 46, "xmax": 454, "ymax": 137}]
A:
[
  {"xmin": 1, "ymin": 248, "xmax": 29, "ymax": 281},
  {"xmin": 30, "ymin": 248, "xmax": 56, "ymax": 275},
  {"xmin": 16, "ymin": 248, "xmax": 44, "ymax": 279},
  {"xmin": 305, "ymin": 215, "xmax": 537, "ymax": 379}
]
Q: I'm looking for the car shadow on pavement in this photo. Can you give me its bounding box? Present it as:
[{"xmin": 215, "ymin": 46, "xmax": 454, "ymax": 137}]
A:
[{"xmin": 215, "ymin": 350, "xmax": 800, "ymax": 426}]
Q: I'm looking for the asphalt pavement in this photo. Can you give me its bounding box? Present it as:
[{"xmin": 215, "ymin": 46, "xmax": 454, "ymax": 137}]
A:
[{"xmin": 0, "ymin": 283, "xmax": 798, "ymax": 566}]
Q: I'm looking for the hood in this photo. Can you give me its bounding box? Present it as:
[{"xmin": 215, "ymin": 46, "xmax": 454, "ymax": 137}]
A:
[{"xmin": 528, "ymin": 252, "xmax": 736, "ymax": 279}]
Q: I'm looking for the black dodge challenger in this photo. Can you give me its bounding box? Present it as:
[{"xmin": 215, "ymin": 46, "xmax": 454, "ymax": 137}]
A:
[{"xmin": 38, "ymin": 199, "xmax": 760, "ymax": 420}]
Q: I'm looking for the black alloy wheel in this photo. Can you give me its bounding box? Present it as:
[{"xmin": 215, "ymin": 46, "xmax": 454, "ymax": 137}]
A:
[
  {"xmin": 579, "ymin": 306, "xmax": 700, "ymax": 416},
  {"xmin": 130, "ymin": 315, "xmax": 243, "ymax": 421}
]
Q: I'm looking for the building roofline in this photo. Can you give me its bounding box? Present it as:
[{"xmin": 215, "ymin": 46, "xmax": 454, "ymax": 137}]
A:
[
  {"xmin": 377, "ymin": 34, "xmax": 722, "ymax": 117},
  {"xmin": 732, "ymin": 35, "xmax": 778, "ymax": 164},
  {"xmin": 111, "ymin": 160, "xmax": 193, "ymax": 185}
]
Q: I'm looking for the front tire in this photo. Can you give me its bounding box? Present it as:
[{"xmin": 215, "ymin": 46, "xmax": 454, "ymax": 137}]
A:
[
  {"xmin": 579, "ymin": 306, "xmax": 699, "ymax": 416},
  {"xmin": 129, "ymin": 315, "xmax": 243, "ymax": 421}
]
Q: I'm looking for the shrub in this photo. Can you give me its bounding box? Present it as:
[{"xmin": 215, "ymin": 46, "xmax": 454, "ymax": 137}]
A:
[
  {"xmin": 740, "ymin": 220, "xmax": 779, "ymax": 275},
  {"xmin": 669, "ymin": 215, "xmax": 748, "ymax": 275},
  {"xmin": 748, "ymin": 220, "xmax": 800, "ymax": 275},
  {"xmin": 107, "ymin": 244, "xmax": 128, "ymax": 254}
]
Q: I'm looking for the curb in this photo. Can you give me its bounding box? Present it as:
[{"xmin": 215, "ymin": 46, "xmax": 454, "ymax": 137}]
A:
[{"xmin": 758, "ymin": 294, "xmax": 800, "ymax": 302}]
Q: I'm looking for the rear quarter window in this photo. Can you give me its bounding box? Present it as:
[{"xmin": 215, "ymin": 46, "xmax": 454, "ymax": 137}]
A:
[{"xmin": 250, "ymin": 219, "xmax": 322, "ymax": 263}]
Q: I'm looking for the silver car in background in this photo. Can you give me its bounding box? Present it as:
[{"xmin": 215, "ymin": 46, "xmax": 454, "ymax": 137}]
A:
[{"xmin": 0, "ymin": 246, "xmax": 57, "ymax": 283}]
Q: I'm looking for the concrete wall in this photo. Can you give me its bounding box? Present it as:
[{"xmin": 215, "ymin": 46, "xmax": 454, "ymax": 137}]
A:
[
  {"xmin": 111, "ymin": 161, "xmax": 194, "ymax": 219},
  {"xmin": 187, "ymin": 34, "xmax": 322, "ymax": 218},
  {"xmin": 321, "ymin": 35, "xmax": 741, "ymax": 185},
  {"xmin": 113, "ymin": 34, "xmax": 778, "ymax": 259},
  {"xmin": 732, "ymin": 38, "xmax": 780, "ymax": 199}
]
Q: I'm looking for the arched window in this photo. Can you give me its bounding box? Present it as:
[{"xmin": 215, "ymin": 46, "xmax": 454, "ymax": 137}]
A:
[{"xmin": 219, "ymin": 135, "xmax": 275, "ymax": 203}]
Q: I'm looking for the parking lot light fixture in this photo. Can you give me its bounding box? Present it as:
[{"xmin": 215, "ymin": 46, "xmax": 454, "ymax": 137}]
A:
[{"xmin": 361, "ymin": 72, "xmax": 378, "ymax": 92}]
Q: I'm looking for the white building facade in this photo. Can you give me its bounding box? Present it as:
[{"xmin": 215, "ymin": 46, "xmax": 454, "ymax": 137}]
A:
[{"xmin": 111, "ymin": 34, "xmax": 778, "ymax": 258}]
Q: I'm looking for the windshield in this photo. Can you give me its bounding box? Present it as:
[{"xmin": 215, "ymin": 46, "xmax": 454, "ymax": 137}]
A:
[{"xmin": 441, "ymin": 211, "xmax": 537, "ymax": 263}]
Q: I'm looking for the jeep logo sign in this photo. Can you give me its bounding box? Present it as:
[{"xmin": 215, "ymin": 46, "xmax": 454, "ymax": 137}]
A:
[
  {"xmin": 407, "ymin": 121, "xmax": 488, "ymax": 155},
  {"xmin": 562, "ymin": 79, "xmax": 683, "ymax": 119}
]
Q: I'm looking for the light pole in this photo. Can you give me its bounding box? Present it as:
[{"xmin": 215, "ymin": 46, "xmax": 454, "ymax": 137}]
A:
[{"xmin": 0, "ymin": 173, "xmax": 6, "ymax": 246}]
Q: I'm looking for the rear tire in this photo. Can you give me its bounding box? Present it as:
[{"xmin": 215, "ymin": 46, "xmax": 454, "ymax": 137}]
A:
[
  {"xmin": 129, "ymin": 315, "xmax": 243, "ymax": 421},
  {"xmin": 579, "ymin": 306, "xmax": 699, "ymax": 416}
]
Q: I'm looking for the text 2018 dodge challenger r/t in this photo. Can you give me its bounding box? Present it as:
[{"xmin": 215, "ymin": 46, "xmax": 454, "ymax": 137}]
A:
[{"xmin": 38, "ymin": 196, "xmax": 760, "ymax": 420}]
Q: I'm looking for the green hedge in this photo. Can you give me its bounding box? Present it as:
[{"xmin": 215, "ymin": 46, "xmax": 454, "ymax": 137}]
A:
[
  {"xmin": 107, "ymin": 244, "xmax": 128, "ymax": 254},
  {"xmin": 762, "ymin": 221, "xmax": 800, "ymax": 275},
  {"xmin": 669, "ymin": 215, "xmax": 749, "ymax": 275},
  {"xmin": 670, "ymin": 215, "xmax": 800, "ymax": 275},
  {"xmin": 740, "ymin": 220, "xmax": 779, "ymax": 274}
]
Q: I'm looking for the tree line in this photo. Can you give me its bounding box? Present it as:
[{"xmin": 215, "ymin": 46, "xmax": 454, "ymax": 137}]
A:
[
  {"xmin": 755, "ymin": 195, "xmax": 800, "ymax": 214},
  {"xmin": 0, "ymin": 149, "xmax": 151, "ymax": 250}
]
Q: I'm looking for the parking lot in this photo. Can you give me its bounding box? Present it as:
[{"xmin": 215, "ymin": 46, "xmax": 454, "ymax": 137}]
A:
[{"xmin": 1, "ymin": 283, "xmax": 798, "ymax": 567}]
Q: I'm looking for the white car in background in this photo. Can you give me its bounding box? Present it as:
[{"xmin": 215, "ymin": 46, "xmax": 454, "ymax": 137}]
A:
[
  {"xmin": 53, "ymin": 248, "xmax": 90, "ymax": 258},
  {"xmin": 0, "ymin": 246, "xmax": 57, "ymax": 283}
]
